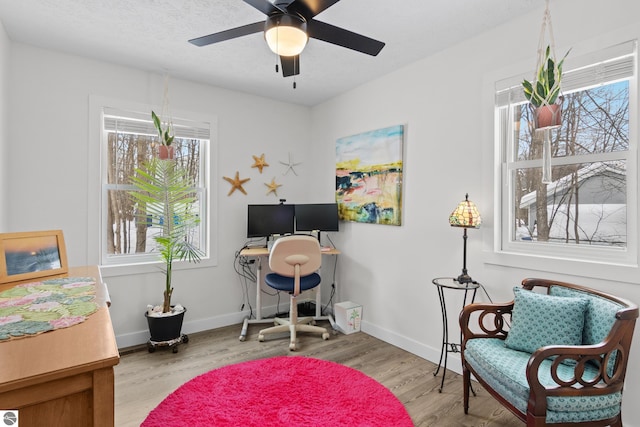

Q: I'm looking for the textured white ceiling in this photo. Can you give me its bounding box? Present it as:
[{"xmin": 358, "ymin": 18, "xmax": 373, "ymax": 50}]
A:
[{"xmin": 0, "ymin": 0, "xmax": 542, "ymax": 106}]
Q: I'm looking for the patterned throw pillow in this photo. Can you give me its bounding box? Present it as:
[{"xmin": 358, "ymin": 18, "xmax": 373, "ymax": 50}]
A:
[{"xmin": 505, "ymin": 287, "xmax": 589, "ymax": 354}]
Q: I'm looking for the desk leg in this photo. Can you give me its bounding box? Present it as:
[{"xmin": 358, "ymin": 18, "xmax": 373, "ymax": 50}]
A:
[
  {"xmin": 239, "ymin": 257, "xmax": 277, "ymax": 341},
  {"xmin": 313, "ymin": 254, "xmax": 337, "ymax": 330},
  {"xmin": 93, "ymin": 367, "xmax": 115, "ymax": 427},
  {"xmin": 256, "ymin": 257, "xmax": 262, "ymax": 320},
  {"xmin": 313, "ymin": 281, "xmax": 336, "ymax": 330}
]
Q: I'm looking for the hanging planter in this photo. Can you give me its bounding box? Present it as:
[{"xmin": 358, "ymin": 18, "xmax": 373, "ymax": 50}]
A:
[
  {"xmin": 152, "ymin": 74, "xmax": 176, "ymax": 160},
  {"xmin": 152, "ymin": 110, "xmax": 175, "ymax": 160},
  {"xmin": 521, "ymin": 0, "xmax": 570, "ymax": 184},
  {"xmin": 522, "ymin": 45, "xmax": 569, "ymax": 131},
  {"xmin": 532, "ymin": 101, "xmax": 562, "ymax": 130},
  {"xmin": 157, "ymin": 144, "xmax": 175, "ymax": 160},
  {"xmin": 521, "ymin": 0, "xmax": 570, "ymax": 131}
]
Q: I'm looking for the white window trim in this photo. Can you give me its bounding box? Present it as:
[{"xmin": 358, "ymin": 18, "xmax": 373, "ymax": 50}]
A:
[
  {"xmin": 88, "ymin": 96, "xmax": 218, "ymax": 278},
  {"xmin": 482, "ymin": 35, "xmax": 639, "ymax": 285}
]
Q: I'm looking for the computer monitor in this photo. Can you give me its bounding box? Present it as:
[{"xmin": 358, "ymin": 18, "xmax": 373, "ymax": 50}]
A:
[
  {"xmin": 294, "ymin": 203, "xmax": 339, "ymax": 233},
  {"xmin": 247, "ymin": 204, "xmax": 295, "ymax": 238}
]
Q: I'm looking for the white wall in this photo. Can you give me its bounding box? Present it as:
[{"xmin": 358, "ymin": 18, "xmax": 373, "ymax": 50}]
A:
[
  {"xmin": 311, "ymin": 0, "xmax": 640, "ymax": 424},
  {"xmin": 6, "ymin": 43, "xmax": 314, "ymax": 346},
  {"xmin": 0, "ymin": 19, "xmax": 9, "ymax": 230}
]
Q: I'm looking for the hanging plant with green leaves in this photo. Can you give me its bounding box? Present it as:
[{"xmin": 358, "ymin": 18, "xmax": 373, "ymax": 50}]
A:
[
  {"xmin": 522, "ymin": 45, "xmax": 570, "ymax": 107},
  {"xmin": 152, "ymin": 110, "xmax": 175, "ymax": 147}
]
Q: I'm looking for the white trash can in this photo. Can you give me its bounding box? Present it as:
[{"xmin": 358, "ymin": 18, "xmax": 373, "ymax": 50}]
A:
[{"xmin": 334, "ymin": 301, "xmax": 362, "ymax": 334}]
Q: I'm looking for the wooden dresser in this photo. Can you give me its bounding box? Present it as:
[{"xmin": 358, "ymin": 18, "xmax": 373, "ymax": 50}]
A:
[{"xmin": 0, "ymin": 265, "xmax": 120, "ymax": 426}]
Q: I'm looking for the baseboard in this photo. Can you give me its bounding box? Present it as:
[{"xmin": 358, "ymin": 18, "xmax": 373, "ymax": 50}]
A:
[
  {"xmin": 360, "ymin": 320, "xmax": 463, "ymax": 376},
  {"xmin": 115, "ymin": 310, "xmax": 248, "ymax": 349},
  {"xmin": 115, "ymin": 304, "xmax": 287, "ymax": 350}
]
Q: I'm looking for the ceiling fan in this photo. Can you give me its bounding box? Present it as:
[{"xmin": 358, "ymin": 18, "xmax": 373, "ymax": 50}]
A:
[{"xmin": 188, "ymin": 0, "xmax": 385, "ymax": 80}]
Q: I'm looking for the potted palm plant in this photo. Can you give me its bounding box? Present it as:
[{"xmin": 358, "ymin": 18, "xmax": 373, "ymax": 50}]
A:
[
  {"xmin": 152, "ymin": 110, "xmax": 175, "ymax": 159},
  {"xmin": 129, "ymin": 157, "xmax": 203, "ymax": 352},
  {"xmin": 522, "ymin": 45, "xmax": 570, "ymax": 130}
]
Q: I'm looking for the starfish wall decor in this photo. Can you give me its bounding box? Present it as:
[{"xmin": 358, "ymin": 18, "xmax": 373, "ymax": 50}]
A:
[
  {"xmin": 265, "ymin": 177, "xmax": 282, "ymax": 196},
  {"xmin": 223, "ymin": 171, "xmax": 250, "ymax": 196},
  {"xmin": 279, "ymin": 152, "xmax": 302, "ymax": 176},
  {"xmin": 251, "ymin": 153, "xmax": 269, "ymax": 173}
]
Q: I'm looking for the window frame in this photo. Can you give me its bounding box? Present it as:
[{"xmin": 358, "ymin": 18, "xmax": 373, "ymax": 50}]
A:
[
  {"xmin": 88, "ymin": 96, "xmax": 218, "ymax": 277},
  {"xmin": 489, "ymin": 40, "xmax": 638, "ymax": 279}
]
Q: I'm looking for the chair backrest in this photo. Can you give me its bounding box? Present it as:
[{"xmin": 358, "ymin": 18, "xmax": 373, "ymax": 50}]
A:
[
  {"xmin": 269, "ymin": 235, "xmax": 321, "ymax": 278},
  {"xmin": 523, "ymin": 278, "xmax": 638, "ymax": 378}
]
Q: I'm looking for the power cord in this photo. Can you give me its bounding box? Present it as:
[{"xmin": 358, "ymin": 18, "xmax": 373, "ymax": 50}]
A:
[
  {"xmin": 474, "ymin": 280, "xmax": 511, "ymax": 329},
  {"xmin": 234, "ymin": 248, "xmax": 255, "ymax": 319},
  {"xmin": 321, "ymin": 254, "xmax": 338, "ymax": 316},
  {"xmin": 476, "ymin": 281, "xmax": 494, "ymax": 303}
]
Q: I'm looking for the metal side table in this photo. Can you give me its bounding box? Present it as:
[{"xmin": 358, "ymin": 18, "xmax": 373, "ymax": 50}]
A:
[{"xmin": 432, "ymin": 277, "xmax": 479, "ymax": 393}]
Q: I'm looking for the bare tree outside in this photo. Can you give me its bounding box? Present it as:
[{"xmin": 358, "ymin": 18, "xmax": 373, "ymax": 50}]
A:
[
  {"xmin": 105, "ymin": 131, "xmax": 202, "ymax": 257},
  {"xmin": 512, "ymin": 80, "xmax": 629, "ymax": 246}
]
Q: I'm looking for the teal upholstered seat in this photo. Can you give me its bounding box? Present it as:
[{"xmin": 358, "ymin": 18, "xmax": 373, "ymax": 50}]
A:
[
  {"xmin": 460, "ymin": 278, "xmax": 638, "ymax": 427},
  {"xmin": 465, "ymin": 338, "xmax": 621, "ymax": 423}
]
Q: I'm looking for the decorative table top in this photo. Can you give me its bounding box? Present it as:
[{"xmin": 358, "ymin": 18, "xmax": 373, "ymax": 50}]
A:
[{"xmin": 0, "ymin": 276, "xmax": 98, "ymax": 341}]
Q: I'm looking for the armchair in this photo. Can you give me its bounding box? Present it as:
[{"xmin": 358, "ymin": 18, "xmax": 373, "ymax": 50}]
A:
[{"xmin": 460, "ymin": 278, "xmax": 638, "ymax": 426}]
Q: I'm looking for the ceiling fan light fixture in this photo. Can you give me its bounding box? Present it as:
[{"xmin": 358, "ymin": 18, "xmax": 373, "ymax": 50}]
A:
[{"xmin": 265, "ymin": 14, "xmax": 308, "ymax": 57}]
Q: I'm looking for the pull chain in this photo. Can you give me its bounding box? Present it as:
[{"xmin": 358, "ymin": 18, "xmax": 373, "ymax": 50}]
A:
[
  {"xmin": 274, "ymin": 24, "xmax": 279, "ymax": 73},
  {"xmin": 293, "ymin": 56, "xmax": 297, "ymax": 89}
]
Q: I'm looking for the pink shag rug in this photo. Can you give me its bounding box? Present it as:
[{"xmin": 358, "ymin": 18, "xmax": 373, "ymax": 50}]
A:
[{"xmin": 142, "ymin": 356, "xmax": 413, "ymax": 427}]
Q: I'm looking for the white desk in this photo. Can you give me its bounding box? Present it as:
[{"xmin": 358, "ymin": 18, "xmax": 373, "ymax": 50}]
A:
[{"xmin": 238, "ymin": 247, "xmax": 340, "ymax": 341}]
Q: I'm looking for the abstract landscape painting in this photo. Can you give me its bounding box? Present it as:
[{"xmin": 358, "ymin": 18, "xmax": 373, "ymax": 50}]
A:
[{"xmin": 336, "ymin": 125, "xmax": 404, "ymax": 225}]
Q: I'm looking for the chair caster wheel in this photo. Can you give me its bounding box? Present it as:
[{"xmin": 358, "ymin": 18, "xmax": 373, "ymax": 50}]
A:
[
  {"xmin": 258, "ymin": 334, "xmax": 265, "ymax": 342},
  {"xmin": 322, "ymin": 332, "xmax": 330, "ymax": 340},
  {"xmin": 239, "ymin": 335, "xmax": 246, "ymax": 342},
  {"xmin": 289, "ymin": 343, "xmax": 297, "ymax": 351},
  {"xmin": 172, "ymin": 346, "xmax": 179, "ymax": 353}
]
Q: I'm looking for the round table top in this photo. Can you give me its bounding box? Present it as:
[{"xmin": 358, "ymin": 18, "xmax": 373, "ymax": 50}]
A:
[{"xmin": 432, "ymin": 277, "xmax": 480, "ymax": 290}]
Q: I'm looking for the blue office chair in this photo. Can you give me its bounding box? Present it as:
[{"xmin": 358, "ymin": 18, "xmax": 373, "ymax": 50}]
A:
[{"xmin": 258, "ymin": 235, "xmax": 330, "ymax": 350}]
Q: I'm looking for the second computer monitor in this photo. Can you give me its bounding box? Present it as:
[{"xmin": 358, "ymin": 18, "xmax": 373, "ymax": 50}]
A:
[{"xmin": 295, "ymin": 203, "xmax": 339, "ymax": 233}]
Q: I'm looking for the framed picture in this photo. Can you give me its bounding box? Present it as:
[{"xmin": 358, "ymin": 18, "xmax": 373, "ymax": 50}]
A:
[
  {"xmin": 336, "ymin": 125, "xmax": 404, "ymax": 226},
  {"xmin": 0, "ymin": 230, "xmax": 68, "ymax": 284}
]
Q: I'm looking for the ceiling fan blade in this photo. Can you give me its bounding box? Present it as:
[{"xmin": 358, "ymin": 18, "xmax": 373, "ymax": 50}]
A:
[
  {"xmin": 307, "ymin": 20, "xmax": 385, "ymax": 56},
  {"xmin": 287, "ymin": 0, "xmax": 340, "ymax": 20},
  {"xmin": 280, "ymin": 55, "xmax": 301, "ymax": 77},
  {"xmin": 189, "ymin": 21, "xmax": 265, "ymax": 47},
  {"xmin": 243, "ymin": 0, "xmax": 286, "ymax": 15}
]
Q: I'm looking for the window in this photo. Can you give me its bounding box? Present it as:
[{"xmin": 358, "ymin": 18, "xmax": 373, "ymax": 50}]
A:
[
  {"xmin": 99, "ymin": 106, "xmax": 211, "ymax": 266},
  {"xmin": 496, "ymin": 41, "xmax": 637, "ymax": 265}
]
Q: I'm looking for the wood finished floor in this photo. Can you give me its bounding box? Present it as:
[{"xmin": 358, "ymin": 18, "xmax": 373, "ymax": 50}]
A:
[{"xmin": 115, "ymin": 322, "xmax": 522, "ymax": 426}]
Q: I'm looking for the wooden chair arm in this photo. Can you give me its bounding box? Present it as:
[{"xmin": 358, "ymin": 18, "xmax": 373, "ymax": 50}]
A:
[
  {"xmin": 525, "ymin": 325, "xmax": 632, "ymax": 417},
  {"xmin": 459, "ymin": 301, "xmax": 513, "ymax": 341}
]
